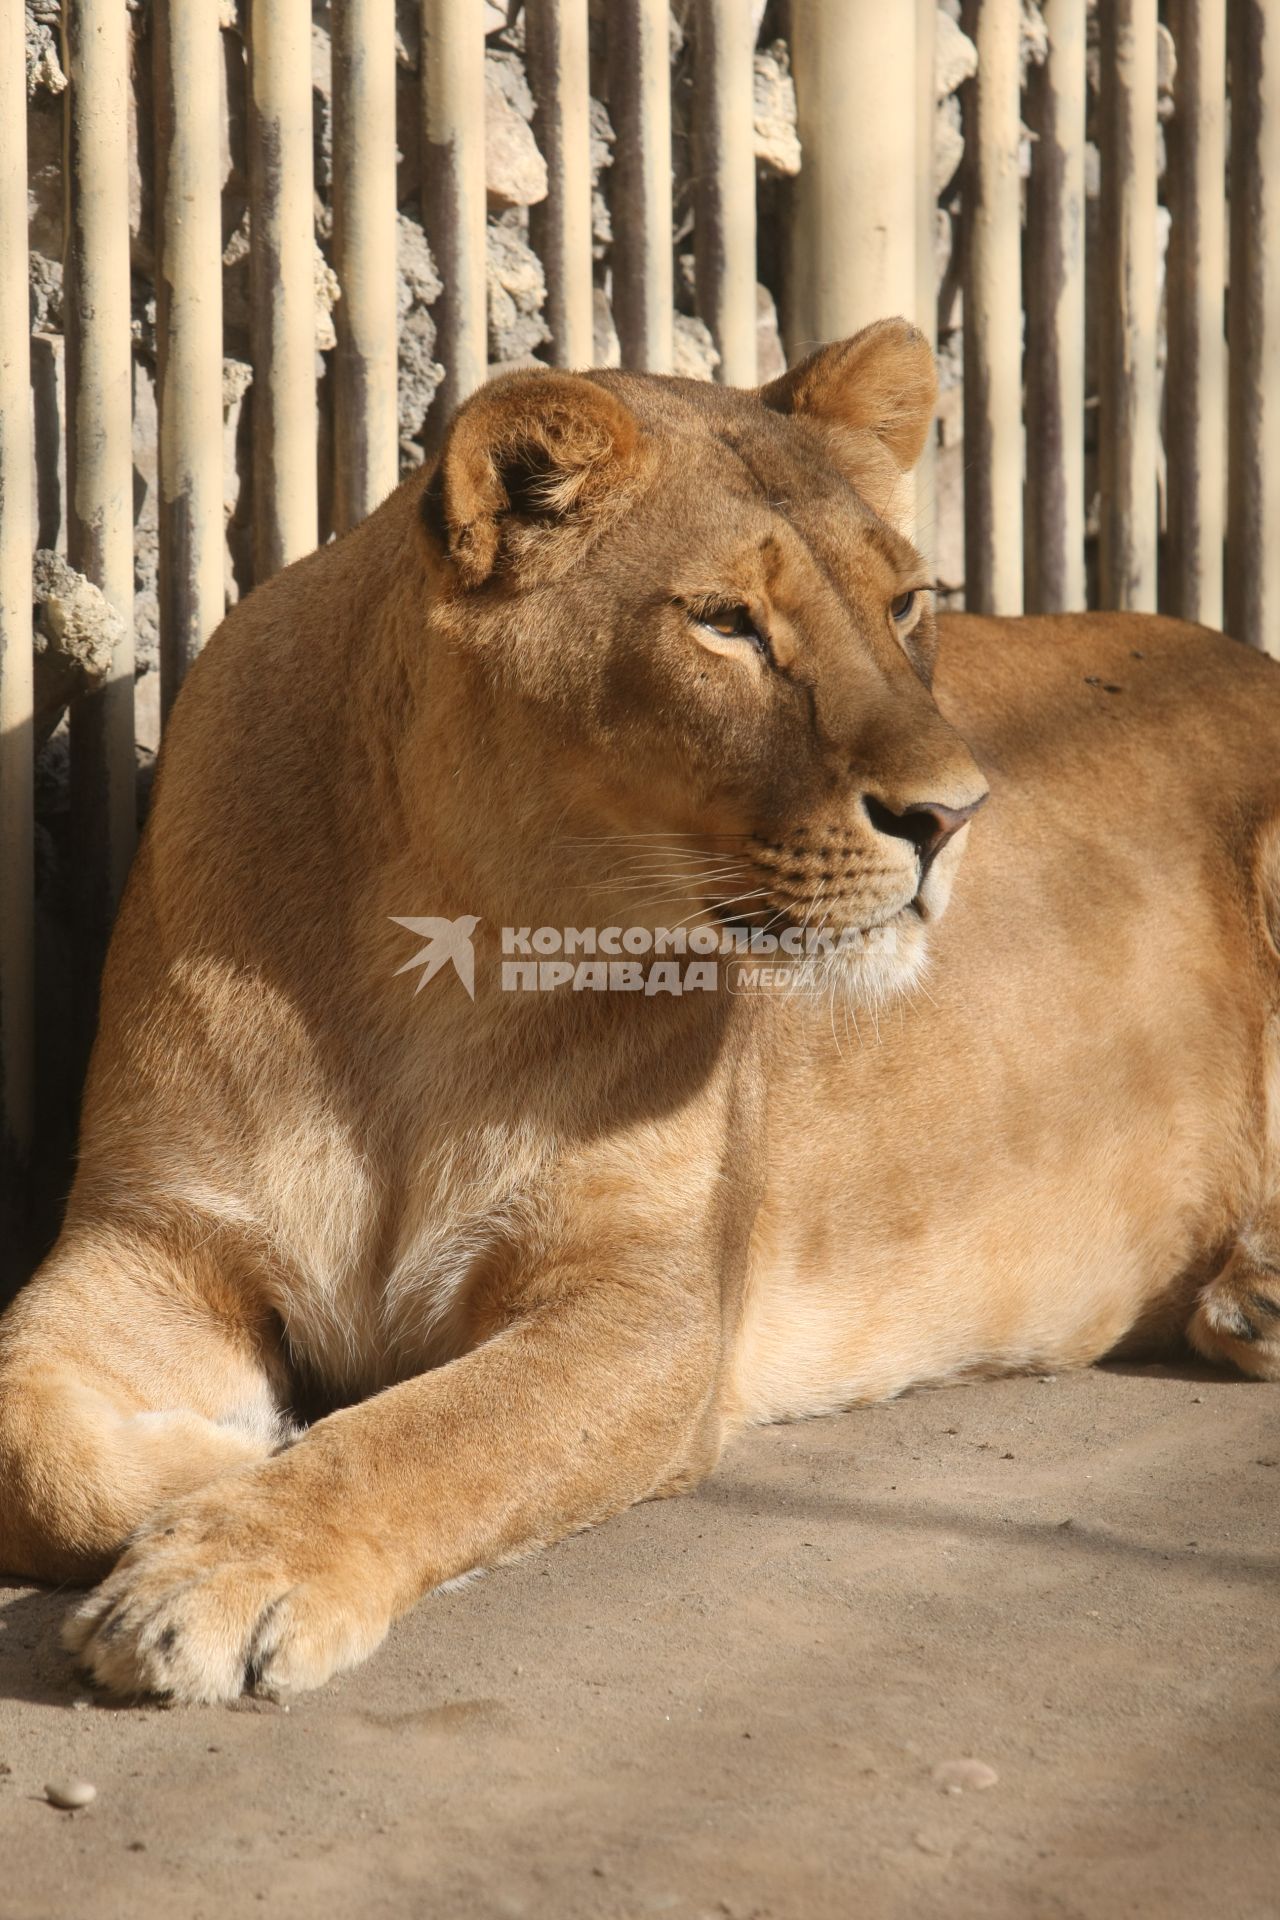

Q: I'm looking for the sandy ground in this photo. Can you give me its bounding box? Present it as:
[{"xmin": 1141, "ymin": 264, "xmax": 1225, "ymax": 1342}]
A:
[{"xmin": 2, "ymin": 1362, "xmax": 1277, "ymax": 1920}]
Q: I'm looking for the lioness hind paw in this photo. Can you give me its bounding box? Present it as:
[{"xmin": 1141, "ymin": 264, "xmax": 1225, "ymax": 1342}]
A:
[{"xmin": 1189, "ymin": 1245, "xmax": 1280, "ymax": 1380}]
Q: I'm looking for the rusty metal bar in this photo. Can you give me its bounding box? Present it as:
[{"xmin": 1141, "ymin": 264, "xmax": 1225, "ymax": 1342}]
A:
[
  {"xmin": 787, "ymin": 1, "xmax": 917, "ymax": 354},
  {"xmin": 0, "ymin": 0, "xmax": 34, "ymax": 1224},
  {"xmin": 1165, "ymin": 0, "xmax": 1226, "ymax": 629},
  {"xmin": 248, "ymin": 0, "xmax": 317, "ymax": 579},
  {"xmin": 63, "ymin": 0, "xmax": 136, "ymax": 1007},
  {"xmin": 607, "ymin": 0, "xmax": 674, "ymax": 373},
  {"xmin": 959, "ymin": 0, "xmax": 1023, "ymax": 615},
  {"xmin": 154, "ymin": 0, "xmax": 226, "ymax": 719},
  {"xmin": 526, "ymin": 0, "xmax": 595, "ymax": 372},
  {"xmin": 1098, "ymin": 0, "xmax": 1159, "ymax": 612},
  {"xmin": 421, "ymin": 0, "xmax": 488, "ymax": 443},
  {"xmin": 1024, "ymin": 0, "xmax": 1087, "ymax": 613},
  {"xmin": 332, "ymin": 0, "xmax": 399, "ymax": 531},
  {"xmin": 693, "ymin": 0, "xmax": 757, "ymax": 388},
  {"xmin": 1165, "ymin": 0, "xmax": 1226, "ymax": 630},
  {"xmin": 914, "ymin": 0, "xmax": 937, "ymax": 573},
  {"xmin": 1227, "ymin": 0, "xmax": 1280, "ymax": 654}
]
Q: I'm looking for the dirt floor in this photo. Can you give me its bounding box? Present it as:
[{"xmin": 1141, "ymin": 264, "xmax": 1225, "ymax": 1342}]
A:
[{"xmin": 2, "ymin": 1362, "xmax": 1277, "ymax": 1920}]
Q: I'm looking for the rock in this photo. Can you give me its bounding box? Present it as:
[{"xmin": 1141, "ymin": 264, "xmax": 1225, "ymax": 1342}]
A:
[
  {"xmin": 32, "ymin": 550, "xmax": 127, "ymax": 744},
  {"xmin": 935, "ymin": 13, "xmax": 977, "ymax": 100},
  {"xmin": 673, "ymin": 313, "xmax": 720, "ymax": 383},
  {"xmin": 314, "ymin": 250, "xmax": 340, "ymax": 354},
  {"xmin": 28, "ymin": 250, "xmax": 61, "ymax": 334},
  {"xmin": 396, "ymin": 212, "xmax": 444, "ymax": 453},
  {"xmin": 25, "ymin": 3, "xmax": 66, "ymax": 99},
  {"xmin": 1157, "ymin": 21, "xmax": 1177, "ymax": 118},
  {"xmin": 131, "ymin": 357, "xmax": 160, "ymax": 676},
  {"xmin": 223, "ymin": 356, "xmax": 254, "ymax": 602},
  {"xmin": 589, "ymin": 97, "xmax": 615, "ymax": 258},
  {"xmin": 1019, "ymin": 0, "xmax": 1049, "ymax": 80},
  {"xmin": 753, "ymin": 42, "xmax": 801, "ymax": 178},
  {"xmin": 932, "ymin": 1758, "xmax": 998, "ymax": 1794},
  {"xmin": 592, "ymin": 289, "xmax": 620, "ymax": 370},
  {"xmin": 26, "ymin": 98, "xmax": 63, "ymax": 257},
  {"xmin": 44, "ymin": 1780, "xmax": 97, "ymax": 1811},
  {"xmin": 221, "ymin": 211, "xmax": 339, "ymax": 351},
  {"xmin": 312, "ymin": 19, "xmax": 334, "ymax": 192},
  {"xmin": 485, "ymin": 51, "xmax": 548, "ymax": 208},
  {"xmin": 935, "ymin": 94, "xmax": 964, "ymax": 198},
  {"xmin": 756, "ymin": 283, "xmax": 786, "ymax": 383},
  {"xmin": 487, "ymin": 213, "xmax": 551, "ymax": 364}
]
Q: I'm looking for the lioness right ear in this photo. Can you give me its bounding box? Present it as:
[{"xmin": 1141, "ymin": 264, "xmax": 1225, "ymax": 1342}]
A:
[
  {"xmin": 760, "ymin": 318, "xmax": 937, "ymax": 517},
  {"xmin": 422, "ymin": 371, "xmax": 640, "ymax": 587}
]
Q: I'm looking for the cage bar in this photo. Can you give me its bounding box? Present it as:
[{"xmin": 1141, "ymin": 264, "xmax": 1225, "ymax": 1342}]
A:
[
  {"xmin": 607, "ymin": 0, "xmax": 674, "ymax": 373},
  {"xmin": 63, "ymin": 0, "xmax": 137, "ymax": 1006},
  {"xmin": 1227, "ymin": 0, "xmax": 1280, "ymax": 654},
  {"xmin": 787, "ymin": 1, "xmax": 917, "ymax": 352},
  {"xmin": 1164, "ymin": 0, "xmax": 1225, "ymax": 628},
  {"xmin": 526, "ymin": 0, "xmax": 595, "ymax": 372},
  {"xmin": 915, "ymin": 0, "xmax": 937, "ymax": 575},
  {"xmin": 960, "ymin": 0, "xmax": 1023, "ymax": 616},
  {"xmin": 332, "ymin": 0, "xmax": 399, "ymax": 532},
  {"xmin": 693, "ymin": 0, "xmax": 757, "ymax": 389},
  {"xmin": 421, "ymin": 0, "xmax": 488, "ymax": 444},
  {"xmin": 154, "ymin": 0, "xmax": 226, "ymax": 717},
  {"xmin": 248, "ymin": 0, "xmax": 318, "ymax": 579},
  {"xmin": 0, "ymin": 0, "xmax": 34, "ymax": 1223},
  {"xmin": 1025, "ymin": 0, "xmax": 1087, "ymax": 613},
  {"xmin": 1098, "ymin": 0, "xmax": 1159, "ymax": 611}
]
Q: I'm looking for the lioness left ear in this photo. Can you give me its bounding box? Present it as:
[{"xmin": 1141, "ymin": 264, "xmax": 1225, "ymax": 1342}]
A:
[
  {"xmin": 423, "ymin": 370, "xmax": 640, "ymax": 588},
  {"xmin": 760, "ymin": 317, "xmax": 937, "ymax": 517}
]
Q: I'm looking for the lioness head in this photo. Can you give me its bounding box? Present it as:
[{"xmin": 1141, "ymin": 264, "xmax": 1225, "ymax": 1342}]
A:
[{"xmin": 419, "ymin": 318, "xmax": 987, "ymax": 1004}]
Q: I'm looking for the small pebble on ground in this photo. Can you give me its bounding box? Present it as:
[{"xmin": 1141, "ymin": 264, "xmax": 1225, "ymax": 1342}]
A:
[
  {"xmin": 932, "ymin": 1758, "xmax": 998, "ymax": 1794},
  {"xmin": 45, "ymin": 1779, "xmax": 97, "ymax": 1810}
]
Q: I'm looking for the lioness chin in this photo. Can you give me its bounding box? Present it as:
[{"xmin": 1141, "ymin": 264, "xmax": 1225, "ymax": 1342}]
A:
[{"xmin": 3, "ymin": 319, "xmax": 1279, "ymax": 1705}]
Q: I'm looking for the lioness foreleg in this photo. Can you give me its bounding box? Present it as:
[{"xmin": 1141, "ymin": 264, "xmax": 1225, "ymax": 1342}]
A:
[
  {"xmin": 0, "ymin": 1227, "xmax": 293, "ymax": 1584},
  {"xmin": 63, "ymin": 1274, "xmax": 721, "ymax": 1703}
]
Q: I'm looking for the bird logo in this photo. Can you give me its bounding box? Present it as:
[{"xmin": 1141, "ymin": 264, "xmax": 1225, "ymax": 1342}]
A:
[{"xmin": 390, "ymin": 916, "xmax": 481, "ymax": 999}]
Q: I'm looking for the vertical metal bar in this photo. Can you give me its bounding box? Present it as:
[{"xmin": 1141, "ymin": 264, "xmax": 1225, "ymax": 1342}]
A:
[
  {"xmin": 1165, "ymin": 0, "xmax": 1225, "ymax": 629},
  {"xmin": 787, "ymin": 1, "xmax": 917, "ymax": 351},
  {"xmin": 914, "ymin": 0, "xmax": 937, "ymax": 574},
  {"xmin": 1227, "ymin": 0, "xmax": 1280, "ymax": 654},
  {"xmin": 421, "ymin": 0, "xmax": 488, "ymax": 444},
  {"xmin": 1098, "ymin": 0, "xmax": 1159, "ymax": 612},
  {"xmin": 154, "ymin": 0, "xmax": 226, "ymax": 720},
  {"xmin": 248, "ymin": 0, "xmax": 318, "ymax": 579},
  {"xmin": 63, "ymin": 0, "xmax": 136, "ymax": 1006},
  {"xmin": 526, "ymin": 0, "xmax": 595, "ymax": 372},
  {"xmin": 607, "ymin": 0, "xmax": 674, "ymax": 373},
  {"xmin": 1024, "ymin": 0, "xmax": 1087, "ymax": 613},
  {"xmin": 693, "ymin": 0, "xmax": 757, "ymax": 388},
  {"xmin": 332, "ymin": 0, "xmax": 399, "ymax": 531},
  {"xmin": 0, "ymin": 0, "xmax": 34, "ymax": 1236},
  {"xmin": 959, "ymin": 0, "xmax": 1023, "ymax": 616}
]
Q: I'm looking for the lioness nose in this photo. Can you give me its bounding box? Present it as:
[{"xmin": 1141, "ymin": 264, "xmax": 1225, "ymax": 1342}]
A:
[{"xmin": 863, "ymin": 792, "xmax": 988, "ymax": 878}]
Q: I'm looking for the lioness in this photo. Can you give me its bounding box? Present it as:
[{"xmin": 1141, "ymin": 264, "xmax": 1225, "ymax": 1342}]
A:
[{"xmin": 2, "ymin": 320, "xmax": 1278, "ymax": 1704}]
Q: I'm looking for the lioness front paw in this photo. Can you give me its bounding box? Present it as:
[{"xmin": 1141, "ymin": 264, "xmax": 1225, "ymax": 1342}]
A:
[{"xmin": 62, "ymin": 1481, "xmax": 392, "ymax": 1704}]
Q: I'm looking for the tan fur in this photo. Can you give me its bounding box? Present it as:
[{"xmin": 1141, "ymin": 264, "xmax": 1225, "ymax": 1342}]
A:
[{"xmin": 3, "ymin": 320, "xmax": 1280, "ymax": 1704}]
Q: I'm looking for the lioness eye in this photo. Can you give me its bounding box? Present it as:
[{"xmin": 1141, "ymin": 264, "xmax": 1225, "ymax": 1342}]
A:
[
  {"xmin": 891, "ymin": 590, "xmax": 917, "ymax": 623},
  {"xmin": 701, "ymin": 605, "xmax": 758, "ymax": 641}
]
